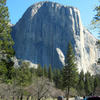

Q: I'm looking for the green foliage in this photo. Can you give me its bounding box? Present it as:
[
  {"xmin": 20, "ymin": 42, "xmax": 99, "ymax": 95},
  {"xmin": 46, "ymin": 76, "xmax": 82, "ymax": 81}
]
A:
[
  {"xmin": 77, "ymin": 72, "xmax": 100, "ymax": 96},
  {"xmin": 94, "ymin": 77, "xmax": 98, "ymax": 88},
  {"xmin": 36, "ymin": 64, "xmax": 43, "ymax": 77},
  {"xmin": 43, "ymin": 64, "xmax": 48, "ymax": 77},
  {"xmin": 62, "ymin": 42, "xmax": 78, "ymax": 100},
  {"xmin": 63, "ymin": 42, "xmax": 78, "ymax": 88},
  {"xmin": 53, "ymin": 69, "xmax": 63, "ymax": 89},
  {"xmin": 0, "ymin": 0, "xmax": 14, "ymax": 81},
  {"xmin": 6, "ymin": 60, "xmax": 14, "ymax": 79},
  {"xmin": 84, "ymin": 72, "xmax": 92, "ymax": 95},
  {"xmin": 92, "ymin": 2, "xmax": 100, "ymax": 39},
  {"xmin": 79, "ymin": 70, "xmax": 84, "ymax": 89},
  {"xmin": 77, "ymin": 70, "xmax": 85, "ymax": 96},
  {"xmin": 0, "ymin": 0, "xmax": 14, "ymax": 57},
  {"xmin": 0, "ymin": 60, "xmax": 7, "ymax": 75},
  {"xmin": 30, "ymin": 67, "xmax": 37, "ymax": 77},
  {"xmin": 0, "ymin": 60, "xmax": 7, "ymax": 80},
  {"xmin": 48, "ymin": 64, "xmax": 53, "ymax": 81},
  {"xmin": 0, "ymin": 59, "xmax": 15, "ymax": 82},
  {"xmin": 94, "ymin": 4, "xmax": 100, "ymax": 22},
  {"xmin": 16, "ymin": 62, "xmax": 32, "ymax": 87},
  {"xmin": 93, "ymin": 75, "xmax": 99, "ymax": 94},
  {"xmin": 89, "ymin": 75, "xmax": 94, "ymax": 94}
]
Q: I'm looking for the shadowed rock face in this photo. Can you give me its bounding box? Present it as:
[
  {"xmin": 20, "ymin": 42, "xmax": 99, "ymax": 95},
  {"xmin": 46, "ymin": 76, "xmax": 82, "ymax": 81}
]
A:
[{"xmin": 11, "ymin": 1, "xmax": 97, "ymax": 73}]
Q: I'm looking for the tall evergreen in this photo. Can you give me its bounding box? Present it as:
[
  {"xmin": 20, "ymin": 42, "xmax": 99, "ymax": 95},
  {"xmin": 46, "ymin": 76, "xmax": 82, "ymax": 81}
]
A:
[
  {"xmin": 36, "ymin": 64, "xmax": 43, "ymax": 77},
  {"xmin": 89, "ymin": 75, "xmax": 94, "ymax": 95},
  {"xmin": 84, "ymin": 72, "xmax": 91, "ymax": 95},
  {"xmin": 0, "ymin": 60, "xmax": 7, "ymax": 80},
  {"xmin": 62, "ymin": 42, "xmax": 78, "ymax": 100},
  {"xmin": 17, "ymin": 62, "xmax": 32, "ymax": 86},
  {"xmin": 48, "ymin": 64, "xmax": 53, "ymax": 81},
  {"xmin": 43, "ymin": 64, "xmax": 48, "ymax": 77},
  {"xmin": 77, "ymin": 70, "xmax": 85, "ymax": 96},
  {"xmin": 0, "ymin": 0, "xmax": 14, "ymax": 58},
  {"xmin": 53, "ymin": 69, "xmax": 63, "ymax": 89},
  {"xmin": 0, "ymin": 0, "xmax": 14, "ymax": 80},
  {"xmin": 16, "ymin": 62, "xmax": 32, "ymax": 100},
  {"xmin": 93, "ymin": 76, "xmax": 99, "ymax": 94}
]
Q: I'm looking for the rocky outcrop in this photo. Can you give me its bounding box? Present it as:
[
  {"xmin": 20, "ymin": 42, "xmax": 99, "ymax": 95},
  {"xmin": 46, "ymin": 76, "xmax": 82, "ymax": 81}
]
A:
[{"xmin": 11, "ymin": 1, "xmax": 98, "ymax": 73}]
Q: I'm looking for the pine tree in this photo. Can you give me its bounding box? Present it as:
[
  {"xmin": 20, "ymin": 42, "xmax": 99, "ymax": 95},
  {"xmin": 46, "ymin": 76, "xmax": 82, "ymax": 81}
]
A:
[
  {"xmin": 53, "ymin": 69, "xmax": 63, "ymax": 89},
  {"xmin": 84, "ymin": 72, "xmax": 91, "ymax": 95},
  {"xmin": 62, "ymin": 42, "xmax": 78, "ymax": 100},
  {"xmin": 0, "ymin": 0, "xmax": 14, "ymax": 57},
  {"xmin": 16, "ymin": 62, "xmax": 32, "ymax": 100},
  {"xmin": 89, "ymin": 75, "xmax": 94, "ymax": 95},
  {"xmin": 17, "ymin": 62, "xmax": 32, "ymax": 86},
  {"xmin": 0, "ymin": 0, "xmax": 14, "ymax": 80},
  {"xmin": 48, "ymin": 64, "xmax": 52, "ymax": 81},
  {"xmin": 0, "ymin": 60, "xmax": 7, "ymax": 80},
  {"xmin": 77, "ymin": 70, "xmax": 85, "ymax": 96},
  {"xmin": 43, "ymin": 64, "xmax": 48, "ymax": 77},
  {"xmin": 36, "ymin": 64, "xmax": 43, "ymax": 77},
  {"xmin": 93, "ymin": 76, "xmax": 99, "ymax": 94}
]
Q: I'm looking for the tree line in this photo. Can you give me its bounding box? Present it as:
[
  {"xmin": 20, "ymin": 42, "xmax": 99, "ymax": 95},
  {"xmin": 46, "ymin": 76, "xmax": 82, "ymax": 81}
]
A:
[{"xmin": 35, "ymin": 56, "xmax": 100, "ymax": 100}]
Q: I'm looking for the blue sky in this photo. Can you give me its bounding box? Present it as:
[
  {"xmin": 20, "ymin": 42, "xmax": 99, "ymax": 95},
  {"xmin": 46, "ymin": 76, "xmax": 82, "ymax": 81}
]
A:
[{"xmin": 7, "ymin": 0, "xmax": 99, "ymax": 37}]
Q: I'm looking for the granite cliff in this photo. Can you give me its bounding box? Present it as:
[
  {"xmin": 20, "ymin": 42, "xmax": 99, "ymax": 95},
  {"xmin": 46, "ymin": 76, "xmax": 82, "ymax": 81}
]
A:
[{"xmin": 11, "ymin": 1, "xmax": 98, "ymax": 73}]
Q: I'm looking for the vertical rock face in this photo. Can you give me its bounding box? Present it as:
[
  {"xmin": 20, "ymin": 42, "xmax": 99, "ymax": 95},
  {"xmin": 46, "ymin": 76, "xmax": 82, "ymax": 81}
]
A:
[{"xmin": 12, "ymin": 1, "xmax": 97, "ymax": 73}]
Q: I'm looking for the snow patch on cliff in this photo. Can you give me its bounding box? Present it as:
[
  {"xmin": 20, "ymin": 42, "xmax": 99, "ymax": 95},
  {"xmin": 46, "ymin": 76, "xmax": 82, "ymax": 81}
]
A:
[{"xmin": 56, "ymin": 48, "xmax": 65, "ymax": 66}]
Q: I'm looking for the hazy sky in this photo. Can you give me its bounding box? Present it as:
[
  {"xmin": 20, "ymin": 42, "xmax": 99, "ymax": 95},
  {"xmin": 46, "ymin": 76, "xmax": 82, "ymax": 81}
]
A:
[{"xmin": 7, "ymin": 0, "xmax": 99, "ymax": 37}]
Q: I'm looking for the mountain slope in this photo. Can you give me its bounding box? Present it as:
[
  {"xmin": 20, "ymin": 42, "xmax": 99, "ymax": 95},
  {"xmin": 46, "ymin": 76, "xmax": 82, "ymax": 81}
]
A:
[{"xmin": 11, "ymin": 1, "xmax": 98, "ymax": 73}]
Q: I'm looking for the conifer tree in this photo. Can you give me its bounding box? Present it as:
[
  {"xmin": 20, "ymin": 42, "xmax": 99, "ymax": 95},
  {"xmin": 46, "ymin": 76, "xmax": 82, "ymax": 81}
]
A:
[
  {"xmin": 48, "ymin": 64, "xmax": 52, "ymax": 81},
  {"xmin": 77, "ymin": 70, "xmax": 85, "ymax": 96},
  {"xmin": 16, "ymin": 62, "xmax": 32, "ymax": 100},
  {"xmin": 89, "ymin": 75, "xmax": 94, "ymax": 94},
  {"xmin": 62, "ymin": 42, "xmax": 78, "ymax": 100},
  {"xmin": 53, "ymin": 69, "xmax": 63, "ymax": 89},
  {"xmin": 0, "ymin": 60, "xmax": 7, "ymax": 80},
  {"xmin": 43, "ymin": 64, "xmax": 48, "ymax": 77},
  {"xmin": 17, "ymin": 62, "xmax": 32, "ymax": 86},
  {"xmin": 0, "ymin": 0, "xmax": 14, "ymax": 80},
  {"xmin": 0, "ymin": 0, "xmax": 14, "ymax": 58},
  {"xmin": 84, "ymin": 72, "xmax": 91, "ymax": 95},
  {"xmin": 93, "ymin": 76, "xmax": 99, "ymax": 94},
  {"xmin": 37, "ymin": 64, "xmax": 43, "ymax": 77}
]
